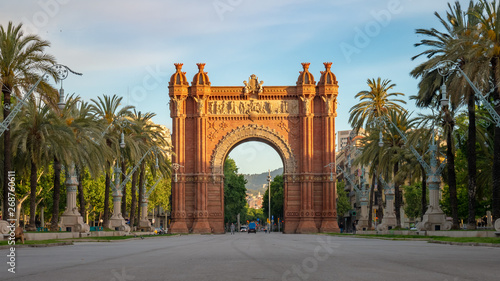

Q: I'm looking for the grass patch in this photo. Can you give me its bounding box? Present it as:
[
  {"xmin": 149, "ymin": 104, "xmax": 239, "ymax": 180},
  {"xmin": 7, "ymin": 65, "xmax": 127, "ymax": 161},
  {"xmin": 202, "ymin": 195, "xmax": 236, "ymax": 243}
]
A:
[
  {"xmin": 432, "ymin": 237, "xmax": 500, "ymax": 244},
  {"xmin": 86, "ymin": 236, "xmax": 139, "ymax": 241},
  {"xmin": 0, "ymin": 239, "xmax": 67, "ymax": 246},
  {"xmin": 327, "ymin": 233, "xmax": 500, "ymax": 244}
]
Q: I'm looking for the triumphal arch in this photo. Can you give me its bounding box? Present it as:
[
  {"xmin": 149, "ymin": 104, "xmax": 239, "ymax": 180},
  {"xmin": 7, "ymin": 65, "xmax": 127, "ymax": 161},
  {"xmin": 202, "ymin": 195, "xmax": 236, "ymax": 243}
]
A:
[{"xmin": 168, "ymin": 62, "xmax": 340, "ymax": 234}]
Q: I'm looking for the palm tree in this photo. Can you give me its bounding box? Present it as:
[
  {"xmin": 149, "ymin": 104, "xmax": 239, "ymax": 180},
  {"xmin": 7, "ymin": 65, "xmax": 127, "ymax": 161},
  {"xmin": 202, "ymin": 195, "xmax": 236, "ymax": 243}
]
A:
[
  {"xmin": 0, "ymin": 21, "xmax": 58, "ymax": 218},
  {"xmin": 348, "ymin": 78, "xmax": 406, "ymax": 133},
  {"xmin": 411, "ymin": 1, "xmax": 485, "ymax": 229},
  {"xmin": 128, "ymin": 110, "xmax": 170, "ymax": 227},
  {"xmin": 470, "ymin": 0, "xmax": 500, "ymax": 221},
  {"xmin": 56, "ymin": 96, "xmax": 107, "ymax": 228},
  {"xmin": 11, "ymin": 98, "xmax": 73, "ymax": 230},
  {"xmin": 90, "ymin": 95, "xmax": 134, "ymax": 228},
  {"xmin": 349, "ymin": 78, "xmax": 407, "ymax": 228}
]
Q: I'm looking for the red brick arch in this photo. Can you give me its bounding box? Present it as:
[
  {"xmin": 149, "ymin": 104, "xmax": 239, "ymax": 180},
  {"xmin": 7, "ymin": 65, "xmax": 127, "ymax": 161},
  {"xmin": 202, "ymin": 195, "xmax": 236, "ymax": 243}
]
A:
[{"xmin": 168, "ymin": 62, "xmax": 340, "ymax": 234}]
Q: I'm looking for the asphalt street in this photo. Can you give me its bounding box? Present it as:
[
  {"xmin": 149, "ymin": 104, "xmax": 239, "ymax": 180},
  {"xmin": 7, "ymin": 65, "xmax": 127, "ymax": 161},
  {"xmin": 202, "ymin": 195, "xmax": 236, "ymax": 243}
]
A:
[{"xmin": 1, "ymin": 232, "xmax": 499, "ymax": 281}]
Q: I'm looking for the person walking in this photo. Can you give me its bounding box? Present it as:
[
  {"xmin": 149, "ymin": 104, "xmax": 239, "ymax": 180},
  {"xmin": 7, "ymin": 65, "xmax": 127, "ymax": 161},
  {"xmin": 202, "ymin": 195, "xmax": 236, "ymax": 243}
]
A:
[{"xmin": 230, "ymin": 223, "xmax": 235, "ymax": 235}]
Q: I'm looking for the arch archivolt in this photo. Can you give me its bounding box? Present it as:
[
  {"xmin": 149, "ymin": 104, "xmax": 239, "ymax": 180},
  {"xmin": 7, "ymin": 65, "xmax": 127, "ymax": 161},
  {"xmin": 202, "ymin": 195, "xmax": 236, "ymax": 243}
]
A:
[{"xmin": 210, "ymin": 124, "xmax": 297, "ymax": 176}]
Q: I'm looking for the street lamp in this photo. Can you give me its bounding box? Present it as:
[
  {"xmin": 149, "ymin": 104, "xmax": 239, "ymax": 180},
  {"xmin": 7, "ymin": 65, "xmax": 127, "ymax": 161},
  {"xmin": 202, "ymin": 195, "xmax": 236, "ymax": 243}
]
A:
[
  {"xmin": 378, "ymin": 131, "xmax": 384, "ymax": 147},
  {"xmin": 440, "ymin": 83, "xmax": 449, "ymax": 108},
  {"xmin": 436, "ymin": 60, "xmax": 500, "ymax": 127},
  {"xmin": 172, "ymin": 163, "xmax": 184, "ymax": 182},
  {"xmin": 378, "ymin": 115, "xmax": 450, "ymax": 231},
  {"xmin": 267, "ymin": 170, "xmax": 272, "ymax": 233},
  {"xmin": 54, "ymin": 65, "xmax": 91, "ymax": 233},
  {"xmin": 120, "ymin": 131, "xmax": 126, "ymax": 148}
]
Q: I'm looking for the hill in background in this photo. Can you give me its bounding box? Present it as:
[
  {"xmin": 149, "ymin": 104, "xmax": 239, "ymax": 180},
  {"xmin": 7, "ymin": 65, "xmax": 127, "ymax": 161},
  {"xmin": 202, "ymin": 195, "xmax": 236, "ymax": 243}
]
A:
[{"xmin": 244, "ymin": 167, "xmax": 283, "ymax": 196}]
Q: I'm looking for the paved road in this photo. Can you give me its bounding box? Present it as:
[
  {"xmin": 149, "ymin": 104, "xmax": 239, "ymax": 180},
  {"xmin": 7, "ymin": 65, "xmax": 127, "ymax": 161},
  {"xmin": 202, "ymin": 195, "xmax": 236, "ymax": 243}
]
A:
[{"xmin": 1, "ymin": 232, "xmax": 499, "ymax": 281}]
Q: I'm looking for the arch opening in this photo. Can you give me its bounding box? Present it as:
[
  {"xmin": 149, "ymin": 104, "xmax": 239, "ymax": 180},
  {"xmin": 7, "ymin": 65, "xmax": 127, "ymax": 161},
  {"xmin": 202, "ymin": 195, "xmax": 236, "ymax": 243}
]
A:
[{"xmin": 224, "ymin": 141, "xmax": 284, "ymax": 232}]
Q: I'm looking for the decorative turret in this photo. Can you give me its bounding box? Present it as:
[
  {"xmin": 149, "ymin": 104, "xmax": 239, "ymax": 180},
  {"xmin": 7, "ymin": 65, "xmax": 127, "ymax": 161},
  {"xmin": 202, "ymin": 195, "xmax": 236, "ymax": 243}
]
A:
[
  {"xmin": 168, "ymin": 63, "xmax": 189, "ymax": 118},
  {"xmin": 169, "ymin": 63, "xmax": 189, "ymax": 87},
  {"xmin": 318, "ymin": 62, "xmax": 338, "ymax": 86},
  {"xmin": 296, "ymin": 63, "xmax": 316, "ymax": 115},
  {"xmin": 318, "ymin": 62, "xmax": 339, "ymax": 116},
  {"xmin": 192, "ymin": 63, "xmax": 211, "ymax": 86},
  {"xmin": 190, "ymin": 63, "xmax": 211, "ymax": 116},
  {"xmin": 296, "ymin": 63, "xmax": 316, "ymax": 85}
]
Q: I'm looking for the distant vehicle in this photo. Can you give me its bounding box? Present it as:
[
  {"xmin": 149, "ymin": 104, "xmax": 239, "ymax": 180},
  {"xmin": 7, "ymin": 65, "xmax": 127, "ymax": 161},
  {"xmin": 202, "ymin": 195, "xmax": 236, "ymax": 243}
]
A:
[
  {"xmin": 240, "ymin": 226, "xmax": 247, "ymax": 232},
  {"xmin": 154, "ymin": 227, "xmax": 165, "ymax": 235},
  {"xmin": 248, "ymin": 222, "xmax": 257, "ymax": 233}
]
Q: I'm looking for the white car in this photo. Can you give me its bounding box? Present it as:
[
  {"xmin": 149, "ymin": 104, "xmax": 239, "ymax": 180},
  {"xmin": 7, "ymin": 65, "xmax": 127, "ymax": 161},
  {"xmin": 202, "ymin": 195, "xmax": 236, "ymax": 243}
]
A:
[{"xmin": 240, "ymin": 227, "xmax": 247, "ymax": 232}]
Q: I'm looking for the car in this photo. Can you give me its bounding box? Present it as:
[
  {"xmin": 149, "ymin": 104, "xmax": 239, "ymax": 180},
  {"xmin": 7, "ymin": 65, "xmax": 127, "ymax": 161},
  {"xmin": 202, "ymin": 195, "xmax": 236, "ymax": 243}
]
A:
[
  {"xmin": 248, "ymin": 222, "xmax": 257, "ymax": 233},
  {"xmin": 240, "ymin": 227, "xmax": 247, "ymax": 232}
]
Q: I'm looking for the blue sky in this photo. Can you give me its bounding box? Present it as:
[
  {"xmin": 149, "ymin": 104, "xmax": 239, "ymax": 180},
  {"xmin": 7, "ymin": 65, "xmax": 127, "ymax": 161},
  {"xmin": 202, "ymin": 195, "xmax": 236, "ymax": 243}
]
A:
[{"xmin": 1, "ymin": 0, "xmax": 469, "ymax": 174}]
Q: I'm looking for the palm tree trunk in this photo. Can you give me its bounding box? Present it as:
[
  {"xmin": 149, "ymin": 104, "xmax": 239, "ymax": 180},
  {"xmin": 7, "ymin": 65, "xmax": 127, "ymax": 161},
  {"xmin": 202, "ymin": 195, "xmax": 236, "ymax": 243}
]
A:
[
  {"xmin": 2, "ymin": 84, "xmax": 12, "ymax": 219},
  {"xmin": 28, "ymin": 160, "xmax": 38, "ymax": 231},
  {"xmin": 76, "ymin": 166, "xmax": 86, "ymax": 219},
  {"xmin": 50, "ymin": 158, "xmax": 62, "ymax": 231},
  {"xmin": 121, "ymin": 160, "xmax": 127, "ymax": 218},
  {"xmin": 491, "ymin": 57, "xmax": 500, "ymax": 221},
  {"xmin": 103, "ymin": 162, "xmax": 111, "ymax": 228},
  {"xmin": 376, "ymin": 178, "xmax": 383, "ymax": 222},
  {"xmin": 368, "ymin": 173, "xmax": 375, "ymax": 229},
  {"xmin": 137, "ymin": 163, "xmax": 145, "ymax": 224},
  {"xmin": 129, "ymin": 170, "xmax": 138, "ymax": 227},
  {"xmin": 421, "ymin": 166, "xmax": 427, "ymax": 221},
  {"xmin": 467, "ymin": 93, "xmax": 477, "ymax": 230},
  {"xmin": 394, "ymin": 161, "xmax": 401, "ymax": 228},
  {"xmin": 445, "ymin": 119, "xmax": 459, "ymax": 229}
]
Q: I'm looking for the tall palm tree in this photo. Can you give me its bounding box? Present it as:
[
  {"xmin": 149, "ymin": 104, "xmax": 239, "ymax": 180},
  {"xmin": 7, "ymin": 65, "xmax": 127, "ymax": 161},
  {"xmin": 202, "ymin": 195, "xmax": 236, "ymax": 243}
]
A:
[
  {"xmin": 128, "ymin": 110, "xmax": 169, "ymax": 226},
  {"xmin": 350, "ymin": 78, "xmax": 407, "ymax": 228},
  {"xmin": 411, "ymin": 1, "xmax": 485, "ymax": 229},
  {"xmin": 0, "ymin": 21, "xmax": 57, "ymax": 218},
  {"xmin": 471, "ymin": 0, "xmax": 500, "ymax": 221},
  {"xmin": 90, "ymin": 95, "xmax": 133, "ymax": 228},
  {"xmin": 11, "ymin": 98, "xmax": 73, "ymax": 230},
  {"xmin": 56, "ymin": 96, "xmax": 107, "ymax": 229}
]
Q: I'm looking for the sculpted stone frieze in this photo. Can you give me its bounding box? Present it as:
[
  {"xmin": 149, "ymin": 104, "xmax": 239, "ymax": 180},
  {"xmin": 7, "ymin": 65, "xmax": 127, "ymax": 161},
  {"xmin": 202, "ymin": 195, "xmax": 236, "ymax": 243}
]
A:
[{"xmin": 207, "ymin": 100, "xmax": 299, "ymax": 116}]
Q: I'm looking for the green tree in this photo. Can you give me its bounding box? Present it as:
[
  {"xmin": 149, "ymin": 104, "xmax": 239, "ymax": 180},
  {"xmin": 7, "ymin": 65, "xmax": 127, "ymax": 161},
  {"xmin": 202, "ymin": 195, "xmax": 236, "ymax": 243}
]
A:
[
  {"xmin": 471, "ymin": 0, "xmax": 500, "ymax": 220},
  {"xmin": 223, "ymin": 158, "xmax": 247, "ymax": 223},
  {"xmin": 412, "ymin": 1, "xmax": 485, "ymax": 229},
  {"xmin": 0, "ymin": 21, "xmax": 57, "ymax": 217},
  {"xmin": 336, "ymin": 181, "xmax": 351, "ymax": 221},
  {"xmin": 89, "ymin": 94, "xmax": 134, "ymax": 228},
  {"xmin": 402, "ymin": 183, "xmax": 425, "ymax": 221},
  {"xmin": 348, "ymin": 78, "xmax": 406, "ymax": 133},
  {"xmin": 11, "ymin": 99, "xmax": 73, "ymax": 230},
  {"xmin": 349, "ymin": 78, "xmax": 407, "ymax": 228},
  {"xmin": 262, "ymin": 174, "xmax": 284, "ymax": 221}
]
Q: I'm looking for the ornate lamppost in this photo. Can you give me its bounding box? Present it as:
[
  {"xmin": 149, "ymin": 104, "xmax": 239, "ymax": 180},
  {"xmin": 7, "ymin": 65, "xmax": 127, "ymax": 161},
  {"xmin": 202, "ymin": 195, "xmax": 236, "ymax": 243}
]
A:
[{"xmin": 378, "ymin": 115, "xmax": 451, "ymax": 231}]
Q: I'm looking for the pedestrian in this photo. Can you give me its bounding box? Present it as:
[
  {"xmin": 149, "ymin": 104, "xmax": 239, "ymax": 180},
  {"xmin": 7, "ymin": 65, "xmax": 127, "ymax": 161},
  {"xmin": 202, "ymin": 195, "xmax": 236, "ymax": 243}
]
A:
[
  {"xmin": 230, "ymin": 223, "xmax": 235, "ymax": 235},
  {"xmin": 339, "ymin": 222, "xmax": 344, "ymax": 233}
]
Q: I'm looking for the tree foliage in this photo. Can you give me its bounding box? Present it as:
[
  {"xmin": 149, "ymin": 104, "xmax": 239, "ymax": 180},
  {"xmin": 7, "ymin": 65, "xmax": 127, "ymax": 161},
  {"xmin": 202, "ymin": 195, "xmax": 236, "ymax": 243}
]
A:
[
  {"xmin": 336, "ymin": 181, "xmax": 351, "ymax": 220},
  {"xmin": 224, "ymin": 158, "xmax": 247, "ymax": 223},
  {"xmin": 262, "ymin": 174, "xmax": 284, "ymax": 220}
]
